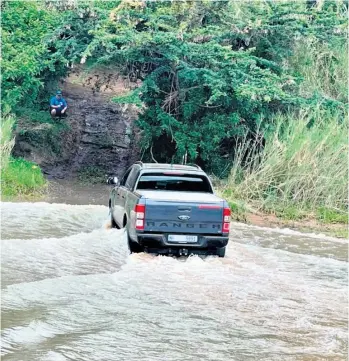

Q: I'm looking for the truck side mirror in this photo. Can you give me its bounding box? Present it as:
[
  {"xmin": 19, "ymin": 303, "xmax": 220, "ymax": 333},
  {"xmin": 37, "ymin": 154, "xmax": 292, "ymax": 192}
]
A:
[{"xmin": 107, "ymin": 176, "xmax": 119, "ymax": 185}]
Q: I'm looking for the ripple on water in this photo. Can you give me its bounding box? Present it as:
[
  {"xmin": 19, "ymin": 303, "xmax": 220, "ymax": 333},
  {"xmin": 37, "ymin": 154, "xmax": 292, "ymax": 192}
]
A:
[
  {"xmin": 1, "ymin": 202, "xmax": 348, "ymax": 361},
  {"xmin": 1, "ymin": 202, "xmax": 109, "ymax": 240}
]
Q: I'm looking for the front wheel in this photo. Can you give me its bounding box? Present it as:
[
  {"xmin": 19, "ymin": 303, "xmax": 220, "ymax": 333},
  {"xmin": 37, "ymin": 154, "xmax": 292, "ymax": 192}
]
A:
[
  {"xmin": 216, "ymin": 247, "xmax": 226, "ymax": 258},
  {"xmin": 110, "ymin": 211, "xmax": 119, "ymax": 229}
]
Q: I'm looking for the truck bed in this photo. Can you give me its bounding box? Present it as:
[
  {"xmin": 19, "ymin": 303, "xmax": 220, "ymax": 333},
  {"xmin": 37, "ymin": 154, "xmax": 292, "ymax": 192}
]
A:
[{"xmin": 137, "ymin": 190, "xmax": 224, "ymax": 235}]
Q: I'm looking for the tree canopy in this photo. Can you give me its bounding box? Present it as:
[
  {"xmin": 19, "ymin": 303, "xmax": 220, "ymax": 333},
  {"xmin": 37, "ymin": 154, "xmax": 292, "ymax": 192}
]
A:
[
  {"xmin": 83, "ymin": 0, "xmax": 347, "ymax": 173},
  {"xmin": 2, "ymin": 0, "xmax": 347, "ymax": 175}
]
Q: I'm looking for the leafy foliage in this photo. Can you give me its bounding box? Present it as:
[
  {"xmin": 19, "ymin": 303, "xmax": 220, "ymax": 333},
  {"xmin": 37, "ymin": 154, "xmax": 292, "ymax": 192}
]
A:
[
  {"xmin": 83, "ymin": 0, "xmax": 347, "ymax": 174},
  {"xmin": 1, "ymin": 0, "xmax": 112, "ymax": 187},
  {"xmin": 1, "ymin": 1, "xmax": 60, "ymax": 111},
  {"xmin": 1, "ymin": 0, "xmax": 109, "ymax": 112},
  {"xmin": 3, "ymin": 0, "xmax": 347, "ymax": 175},
  {"xmin": 1, "ymin": 0, "xmax": 100, "ymax": 196}
]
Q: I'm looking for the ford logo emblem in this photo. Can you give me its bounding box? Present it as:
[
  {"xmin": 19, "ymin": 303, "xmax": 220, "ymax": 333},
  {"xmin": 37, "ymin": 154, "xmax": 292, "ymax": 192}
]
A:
[{"xmin": 178, "ymin": 215, "xmax": 191, "ymax": 221}]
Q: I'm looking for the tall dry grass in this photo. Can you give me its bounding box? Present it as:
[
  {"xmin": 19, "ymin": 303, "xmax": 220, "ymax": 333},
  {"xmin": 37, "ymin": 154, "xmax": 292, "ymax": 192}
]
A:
[
  {"xmin": 289, "ymin": 37, "xmax": 348, "ymax": 103},
  {"xmin": 224, "ymin": 108, "xmax": 348, "ymax": 214},
  {"xmin": 0, "ymin": 116, "xmax": 16, "ymax": 170}
]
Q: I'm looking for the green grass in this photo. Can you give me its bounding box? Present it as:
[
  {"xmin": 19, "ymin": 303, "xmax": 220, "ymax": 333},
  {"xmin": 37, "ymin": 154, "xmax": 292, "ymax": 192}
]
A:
[
  {"xmin": 274, "ymin": 206, "xmax": 309, "ymax": 221},
  {"xmin": 15, "ymin": 106, "xmax": 54, "ymax": 125},
  {"xmin": 1, "ymin": 116, "xmax": 15, "ymax": 170},
  {"xmin": 273, "ymin": 205, "xmax": 348, "ymax": 224},
  {"xmin": 1, "ymin": 157, "xmax": 47, "ymax": 197},
  {"xmin": 1, "ymin": 115, "xmax": 47, "ymax": 198},
  {"xmin": 316, "ymin": 207, "xmax": 348, "ymax": 224}
]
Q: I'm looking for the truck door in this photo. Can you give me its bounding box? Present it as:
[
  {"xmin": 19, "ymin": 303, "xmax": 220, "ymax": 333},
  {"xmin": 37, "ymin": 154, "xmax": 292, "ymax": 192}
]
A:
[
  {"xmin": 113, "ymin": 165, "xmax": 140, "ymax": 227},
  {"xmin": 112, "ymin": 167, "xmax": 132, "ymax": 227},
  {"xmin": 124, "ymin": 166, "xmax": 141, "ymax": 222}
]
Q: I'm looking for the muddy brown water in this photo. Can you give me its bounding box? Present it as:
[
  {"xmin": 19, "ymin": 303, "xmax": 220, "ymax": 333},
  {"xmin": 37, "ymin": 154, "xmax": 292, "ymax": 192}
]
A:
[{"xmin": 1, "ymin": 183, "xmax": 348, "ymax": 361}]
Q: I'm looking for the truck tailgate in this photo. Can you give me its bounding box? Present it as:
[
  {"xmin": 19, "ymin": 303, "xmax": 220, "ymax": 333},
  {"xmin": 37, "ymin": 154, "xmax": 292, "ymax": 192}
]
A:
[{"xmin": 138, "ymin": 191, "xmax": 224, "ymax": 234}]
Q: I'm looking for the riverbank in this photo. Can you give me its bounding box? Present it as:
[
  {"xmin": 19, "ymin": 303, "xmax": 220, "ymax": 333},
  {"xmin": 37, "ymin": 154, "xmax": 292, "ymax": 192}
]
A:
[
  {"xmin": 237, "ymin": 209, "xmax": 347, "ymax": 239},
  {"xmin": 2, "ymin": 179, "xmax": 347, "ymax": 240},
  {"xmin": 215, "ymin": 190, "xmax": 348, "ymax": 239}
]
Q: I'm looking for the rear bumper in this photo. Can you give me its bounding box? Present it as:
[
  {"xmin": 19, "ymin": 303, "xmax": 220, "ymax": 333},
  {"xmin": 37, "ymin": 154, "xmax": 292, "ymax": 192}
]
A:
[{"xmin": 136, "ymin": 233, "xmax": 229, "ymax": 250}]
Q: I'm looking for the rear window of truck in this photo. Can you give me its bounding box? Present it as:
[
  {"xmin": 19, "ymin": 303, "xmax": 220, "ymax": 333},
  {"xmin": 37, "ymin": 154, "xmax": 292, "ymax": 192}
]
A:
[{"xmin": 135, "ymin": 173, "xmax": 213, "ymax": 193}]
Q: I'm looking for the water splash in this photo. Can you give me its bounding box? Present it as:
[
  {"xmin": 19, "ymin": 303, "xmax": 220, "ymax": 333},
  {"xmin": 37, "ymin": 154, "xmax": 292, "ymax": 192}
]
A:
[{"xmin": 1, "ymin": 202, "xmax": 348, "ymax": 361}]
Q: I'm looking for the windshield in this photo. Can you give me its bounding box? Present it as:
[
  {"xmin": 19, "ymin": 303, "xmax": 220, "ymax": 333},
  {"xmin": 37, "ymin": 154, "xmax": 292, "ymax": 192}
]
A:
[{"xmin": 135, "ymin": 173, "xmax": 213, "ymax": 193}]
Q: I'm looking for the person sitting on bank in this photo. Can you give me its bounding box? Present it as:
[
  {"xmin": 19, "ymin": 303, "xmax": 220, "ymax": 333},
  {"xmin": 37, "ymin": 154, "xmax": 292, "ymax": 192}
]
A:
[{"xmin": 50, "ymin": 90, "xmax": 68, "ymax": 117}]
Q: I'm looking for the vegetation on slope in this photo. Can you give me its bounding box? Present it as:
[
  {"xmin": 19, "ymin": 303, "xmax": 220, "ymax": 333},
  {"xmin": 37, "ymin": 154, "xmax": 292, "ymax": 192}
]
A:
[
  {"xmin": 1, "ymin": 0, "xmax": 347, "ymax": 227},
  {"xmin": 1, "ymin": 116, "xmax": 46, "ymax": 197},
  {"xmin": 1, "ymin": 0, "xmax": 98, "ymax": 196},
  {"xmin": 84, "ymin": 1, "xmax": 347, "ymax": 172},
  {"xmin": 220, "ymin": 108, "xmax": 347, "ymax": 222}
]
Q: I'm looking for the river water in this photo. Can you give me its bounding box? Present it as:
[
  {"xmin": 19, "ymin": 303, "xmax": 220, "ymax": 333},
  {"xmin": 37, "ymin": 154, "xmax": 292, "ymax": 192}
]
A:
[{"xmin": 1, "ymin": 193, "xmax": 348, "ymax": 360}]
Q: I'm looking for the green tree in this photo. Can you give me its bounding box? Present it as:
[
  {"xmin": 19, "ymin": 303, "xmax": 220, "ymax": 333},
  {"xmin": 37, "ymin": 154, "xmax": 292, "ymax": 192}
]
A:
[
  {"xmin": 1, "ymin": 1, "xmax": 61, "ymax": 112},
  {"xmin": 1, "ymin": 0, "xmax": 109, "ymax": 112},
  {"xmin": 83, "ymin": 0, "xmax": 347, "ymax": 175}
]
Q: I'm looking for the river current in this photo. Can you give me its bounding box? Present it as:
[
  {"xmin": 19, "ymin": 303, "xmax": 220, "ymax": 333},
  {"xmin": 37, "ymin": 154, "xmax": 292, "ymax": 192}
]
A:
[{"xmin": 1, "ymin": 200, "xmax": 347, "ymax": 361}]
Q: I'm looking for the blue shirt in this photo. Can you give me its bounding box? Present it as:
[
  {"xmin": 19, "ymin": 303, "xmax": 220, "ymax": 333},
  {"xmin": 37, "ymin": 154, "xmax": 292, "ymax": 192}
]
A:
[{"xmin": 50, "ymin": 96, "xmax": 67, "ymax": 110}]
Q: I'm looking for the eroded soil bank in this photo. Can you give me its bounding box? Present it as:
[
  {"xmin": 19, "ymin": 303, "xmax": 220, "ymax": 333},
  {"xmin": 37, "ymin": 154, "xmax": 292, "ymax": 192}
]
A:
[{"xmin": 13, "ymin": 67, "xmax": 141, "ymax": 180}]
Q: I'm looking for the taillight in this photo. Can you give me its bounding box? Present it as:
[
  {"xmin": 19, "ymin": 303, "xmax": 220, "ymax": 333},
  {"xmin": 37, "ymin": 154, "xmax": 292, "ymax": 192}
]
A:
[
  {"xmin": 223, "ymin": 207, "xmax": 231, "ymax": 233},
  {"xmin": 135, "ymin": 204, "xmax": 145, "ymax": 230}
]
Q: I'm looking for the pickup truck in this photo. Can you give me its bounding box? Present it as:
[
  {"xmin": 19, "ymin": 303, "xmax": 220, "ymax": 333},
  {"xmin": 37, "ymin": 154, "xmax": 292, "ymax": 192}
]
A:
[{"xmin": 107, "ymin": 162, "xmax": 231, "ymax": 257}]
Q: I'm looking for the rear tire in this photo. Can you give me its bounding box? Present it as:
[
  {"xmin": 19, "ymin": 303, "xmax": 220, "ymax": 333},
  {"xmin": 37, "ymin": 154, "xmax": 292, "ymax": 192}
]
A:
[
  {"xmin": 127, "ymin": 231, "xmax": 143, "ymax": 254},
  {"xmin": 216, "ymin": 247, "xmax": 226, "ymax": 258}
]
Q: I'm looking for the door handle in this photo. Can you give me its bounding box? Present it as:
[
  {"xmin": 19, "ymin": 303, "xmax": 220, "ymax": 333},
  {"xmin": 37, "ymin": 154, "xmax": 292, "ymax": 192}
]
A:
[{"xmin": 178, "ymin": 207, "xmax": 191, "ymax": 212}]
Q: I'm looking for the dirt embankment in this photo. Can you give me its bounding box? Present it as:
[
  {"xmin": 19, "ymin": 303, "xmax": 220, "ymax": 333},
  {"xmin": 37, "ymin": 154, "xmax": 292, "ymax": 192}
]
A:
[
  {"xmin": 14, "ymin": 67, "xmax": 141, "ymax": 180},
  {"xmin": 242, "ymin": 212, "xmax": 348, "ymax": 239}
]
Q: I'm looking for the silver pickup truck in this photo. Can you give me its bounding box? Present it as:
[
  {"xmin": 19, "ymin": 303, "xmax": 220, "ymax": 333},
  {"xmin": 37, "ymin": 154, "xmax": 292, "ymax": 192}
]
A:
[{"xmin": 107, "ymin": 162, "xmax": 231, "ymax": 257}]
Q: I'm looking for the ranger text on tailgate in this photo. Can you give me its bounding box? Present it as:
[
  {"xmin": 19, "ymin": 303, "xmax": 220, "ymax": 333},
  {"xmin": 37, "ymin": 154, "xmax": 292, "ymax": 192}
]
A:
[{"xmin": 107, "ymin": 162, "xmax": 231, "ymax": 257}]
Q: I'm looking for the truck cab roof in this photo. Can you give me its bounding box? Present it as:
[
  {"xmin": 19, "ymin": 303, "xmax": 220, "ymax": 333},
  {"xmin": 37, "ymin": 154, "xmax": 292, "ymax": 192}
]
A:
[{"xmin": 135, "ymin": 162, "xmax": 203, "ymax": 173}]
